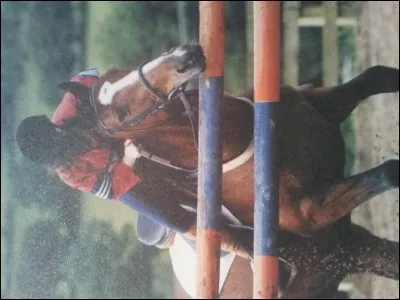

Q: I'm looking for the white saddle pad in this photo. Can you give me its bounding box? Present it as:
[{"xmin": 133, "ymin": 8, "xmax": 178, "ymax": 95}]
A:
[{"xmin": 169, "ymin": 234, "xmax": 236, "ymax": 298}]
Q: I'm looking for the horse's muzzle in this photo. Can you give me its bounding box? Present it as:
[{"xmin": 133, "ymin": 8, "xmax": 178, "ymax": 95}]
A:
[{"xmin": 176, "ymin": 44, "xmax": 206, "ymax": 73}]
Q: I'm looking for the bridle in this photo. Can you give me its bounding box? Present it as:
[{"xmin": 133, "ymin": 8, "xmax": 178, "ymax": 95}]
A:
[
  {"xmin": 91, "ymin": 61, "xmax": 189, "ymax": 133},
  {"xmin": 89, "ymin": 61, "xmax": 199, "ymax": 174}
]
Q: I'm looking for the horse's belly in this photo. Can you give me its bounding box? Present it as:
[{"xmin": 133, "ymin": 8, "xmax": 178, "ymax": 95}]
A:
[
  {"xmin": 222, "ymin": 160, "xmax": 255, "ymax": 225},
  {"xmin": 221, "ymin": 159, "xmax": 309, "ymax": 233}
]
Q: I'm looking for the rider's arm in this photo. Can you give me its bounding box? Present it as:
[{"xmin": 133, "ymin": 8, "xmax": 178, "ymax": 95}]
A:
[
  {"xmin": 56, "ymin": 147, "xmax": 197, "ymax": 233},
  {"xmin": 56, "ymin": 149, "xmax": 141, "ymax": 199},
  {"xmin": 118, "ymin": 139, "xmax": 197, "ymax": 232},
  {"xmin": 119, "ymin": 181, "xmax": 197, "ymax": 233}
]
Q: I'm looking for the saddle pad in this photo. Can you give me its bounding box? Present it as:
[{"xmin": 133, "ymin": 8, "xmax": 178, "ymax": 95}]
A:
[{"xmin": 169, "ymin": 233, "xmax": 236, "ymax": 298}]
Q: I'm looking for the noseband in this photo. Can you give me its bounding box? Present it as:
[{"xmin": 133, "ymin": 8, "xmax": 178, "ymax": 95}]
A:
[{"xmin": 90, "ymin": 61, "xmax": 190, "ymax": 135}]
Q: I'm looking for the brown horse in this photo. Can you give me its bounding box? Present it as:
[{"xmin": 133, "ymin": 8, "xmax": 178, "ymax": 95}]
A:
[{"xmin": 60, "ymin": 44, "xmax": 399, "ymax": 298}]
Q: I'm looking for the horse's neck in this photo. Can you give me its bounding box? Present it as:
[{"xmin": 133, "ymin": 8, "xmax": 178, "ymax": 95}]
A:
[{"xmin": 135, "ymin": 90, "xmax": 254, "ymax": 169}]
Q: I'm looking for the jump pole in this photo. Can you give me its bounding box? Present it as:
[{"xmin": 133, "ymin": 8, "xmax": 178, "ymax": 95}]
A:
[
  {"xmin": 196, "ymin": 1, "xmax": 225, "ymax": 299},
  {"xmin": 253, "ymin": 1, "xmax": 281, "ymax": 299}
]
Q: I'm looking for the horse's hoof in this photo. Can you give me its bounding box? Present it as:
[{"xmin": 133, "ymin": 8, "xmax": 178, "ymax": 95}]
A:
[
  {"xmin": 384, "ymin": 159, "xmax": 399, "ymax": 188},
  {"xmin": 366, "ymin": 65, "xmax": 399, "ymax": 94}
]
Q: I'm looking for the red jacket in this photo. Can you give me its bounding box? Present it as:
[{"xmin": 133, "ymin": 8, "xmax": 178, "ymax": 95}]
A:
[{"xmin": 53, "ymin": 69, "xmax": 141, "ymax": 200}]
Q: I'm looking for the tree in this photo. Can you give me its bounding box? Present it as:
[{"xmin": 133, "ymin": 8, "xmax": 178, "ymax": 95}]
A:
[
  {"xmin": 176, "ymin": 1, "xmax": 189, "ymax": 44},
  {"xmin": 97, "ymin": 2, "xmax": 181, "ymax": 68},
  {"xmin": 61, "ymin": 221, "xmax": 164, "ymax": 299},
  {"xmin": 1, "ymin": 3, "xmax": 30, "ymax": 297},
  {"xmin": 1, "ymin": 2, "xmax": 84, "ymax": 297},
  {"xmin": 17, "ymin": 220, "xmax": 70, "ymax": 298},
  {"xmin": 283, "ymin": 1, "xmax": 300, "ymax": 86}
]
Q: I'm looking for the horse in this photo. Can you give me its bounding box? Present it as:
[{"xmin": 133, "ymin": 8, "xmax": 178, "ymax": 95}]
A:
[{"xmin": 59, "ymin": 43, "xmax": 399, "ymax": 298}]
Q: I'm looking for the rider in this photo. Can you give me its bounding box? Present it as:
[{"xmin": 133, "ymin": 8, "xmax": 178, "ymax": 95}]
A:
[
  {"xmin": 16, "ymin": 68, "xmax": 253, "ymax": 258},
  {"xmin": 16, "ymin": 68, "xmax": 196, "ymax": 235}
]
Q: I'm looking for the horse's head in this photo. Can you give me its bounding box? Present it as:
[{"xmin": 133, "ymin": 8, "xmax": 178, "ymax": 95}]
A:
[{"xmin": 60, "ymin": 44, "xmax": 205, "ymax": 138}]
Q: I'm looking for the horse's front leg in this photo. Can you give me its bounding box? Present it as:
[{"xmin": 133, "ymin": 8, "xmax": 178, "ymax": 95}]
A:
[
  {"xmin": 298, "ymin": 159, "xmax": 399, "ymax": 234},
  {"xmin": 301, "ymin": 65, "xmax": 399, "ymax": 124}
]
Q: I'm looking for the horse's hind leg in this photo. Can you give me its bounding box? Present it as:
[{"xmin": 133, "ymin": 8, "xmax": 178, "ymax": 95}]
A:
[
  {"xmin": 299, "ymin": 159, "xmax": 399, "ymax": 234},
  {"xmin": 347, "ymin": 223, "xmax": 399, "ymax": 280},
  {"xmin": 301, "ymin": 65, "xmax": 399, "ymax": 124}
]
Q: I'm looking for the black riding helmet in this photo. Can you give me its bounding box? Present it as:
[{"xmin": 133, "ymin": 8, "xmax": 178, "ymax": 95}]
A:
[{"xmin": 16, "ymin": 115, "xmax": 64, "ymax": 165}]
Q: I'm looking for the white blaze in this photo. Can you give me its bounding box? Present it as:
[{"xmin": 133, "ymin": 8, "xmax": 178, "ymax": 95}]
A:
[{"xmin": 98, "ymin": 47, "xmax": 188, "ymax": 105}]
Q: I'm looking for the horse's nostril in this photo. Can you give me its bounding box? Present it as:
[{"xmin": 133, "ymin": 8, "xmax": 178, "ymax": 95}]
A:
[
  {"xmin": 174, "ymin": 44, "xmax": 205, "ymax": 73},
  {"xmin": 117, "ymin": 109, "xmax": 128, "ymax": 122}
]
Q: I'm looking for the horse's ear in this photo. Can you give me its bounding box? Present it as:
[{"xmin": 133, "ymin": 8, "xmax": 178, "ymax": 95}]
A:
[{"xmin": 58, "ymin": 81, "xmax": 90, "ymax": 101}]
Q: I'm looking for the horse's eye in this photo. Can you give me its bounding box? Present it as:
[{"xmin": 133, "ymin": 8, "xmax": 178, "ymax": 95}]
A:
[{"xmin": 117, "ymin": 109, "xmax": 128, "ymax": 122}]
